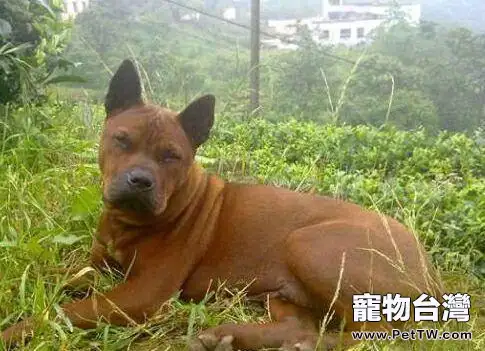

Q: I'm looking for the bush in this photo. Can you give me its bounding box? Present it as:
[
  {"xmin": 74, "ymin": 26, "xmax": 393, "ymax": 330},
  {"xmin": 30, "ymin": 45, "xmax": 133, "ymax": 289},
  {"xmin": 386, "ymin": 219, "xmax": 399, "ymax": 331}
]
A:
[{"xmin": 0, "ymin": 0, "xmax": 82, "ymax": 105}]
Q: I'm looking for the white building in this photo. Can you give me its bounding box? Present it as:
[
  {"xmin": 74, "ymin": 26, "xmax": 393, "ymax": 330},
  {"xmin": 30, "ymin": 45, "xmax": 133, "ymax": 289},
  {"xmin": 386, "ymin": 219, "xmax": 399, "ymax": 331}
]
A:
[
  {"xmin": 266, "ymin": 13, "xmax": 385, "ymax": 47},
  {"xmin": 265, "ymin": 0, "xmax": 421, "ymax": 48},
  {"xmin": 331, "ymin": 0, "xmax": 421, "ymax": 24},
  {"xmin": 62, "ymin": 0, "xmax": 91, "ymax": 19}
]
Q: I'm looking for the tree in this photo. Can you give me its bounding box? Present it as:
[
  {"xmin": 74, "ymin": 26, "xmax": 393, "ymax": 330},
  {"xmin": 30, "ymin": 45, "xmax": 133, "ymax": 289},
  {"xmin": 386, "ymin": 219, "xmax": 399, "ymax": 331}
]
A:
[
  {"xmin": 370, "ymin": 21, "xmax": 485, "ymax": 132},
  {"xmin": 0, "ymin": 0, "xmax": 80, "ymax": 104}
]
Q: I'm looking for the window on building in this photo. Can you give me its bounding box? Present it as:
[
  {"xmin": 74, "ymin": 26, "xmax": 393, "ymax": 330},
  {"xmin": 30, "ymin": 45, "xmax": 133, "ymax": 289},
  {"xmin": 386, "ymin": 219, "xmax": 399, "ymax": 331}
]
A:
[
  {"xmin": 320, "ymin": 30, "xmax": 330, "ymax": 40},
  {"xmin": 72, "ymin": 1, "xmax": 78, "ymax": 13},
  {"xmin": 357, "ymin": 27, "xmax": 365, "ymax": 38},
  {"xmin": 340, "ymin": 28, "xmax": 351, "ymax": 39}
]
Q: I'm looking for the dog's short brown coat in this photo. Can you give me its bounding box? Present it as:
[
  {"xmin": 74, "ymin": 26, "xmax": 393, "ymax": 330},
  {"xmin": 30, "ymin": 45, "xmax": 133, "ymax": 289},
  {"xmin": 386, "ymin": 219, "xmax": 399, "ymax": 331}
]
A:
[{"xmin": 1, "ymin": 60, "xmax": 443, "ymax": 350}]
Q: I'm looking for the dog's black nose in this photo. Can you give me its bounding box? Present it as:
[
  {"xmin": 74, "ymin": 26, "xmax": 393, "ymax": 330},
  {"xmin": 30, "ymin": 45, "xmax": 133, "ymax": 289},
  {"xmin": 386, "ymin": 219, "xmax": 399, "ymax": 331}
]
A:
[{"xmin": 127, "ymin": 169, "xmax": 154, "ymax": 191}]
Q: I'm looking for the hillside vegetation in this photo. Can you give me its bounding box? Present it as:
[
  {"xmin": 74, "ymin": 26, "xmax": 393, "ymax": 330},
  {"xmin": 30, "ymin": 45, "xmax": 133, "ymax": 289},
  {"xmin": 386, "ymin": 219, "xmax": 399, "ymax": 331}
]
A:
[{"xmin": 63, "ymin": 0, "xmax": 485, "ymax": 133}]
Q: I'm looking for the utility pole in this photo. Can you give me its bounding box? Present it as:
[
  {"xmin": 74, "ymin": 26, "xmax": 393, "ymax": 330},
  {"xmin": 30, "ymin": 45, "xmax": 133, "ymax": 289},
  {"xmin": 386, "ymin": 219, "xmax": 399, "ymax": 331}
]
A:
[{"xmin": 249, "ymin": 0, "xmax": 260, "ymax": 116}]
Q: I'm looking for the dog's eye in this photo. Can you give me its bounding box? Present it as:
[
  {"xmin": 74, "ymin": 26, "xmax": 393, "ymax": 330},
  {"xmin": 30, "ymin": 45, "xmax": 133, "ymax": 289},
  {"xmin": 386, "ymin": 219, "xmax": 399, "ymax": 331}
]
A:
[
  {"xmin": 113, "ymin": 132, "xmax": 130, "ymax": 149},
  {"xmin": 160, "ymin": 150, "xmax": 181, "ymax": 163}
]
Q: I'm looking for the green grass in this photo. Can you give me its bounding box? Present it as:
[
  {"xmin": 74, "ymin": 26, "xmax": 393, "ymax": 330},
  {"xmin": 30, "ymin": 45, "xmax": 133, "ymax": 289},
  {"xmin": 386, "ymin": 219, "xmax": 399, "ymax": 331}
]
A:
[{"xmin": 0, "ymin": 101, "xmax": 484, "ymax": 350}]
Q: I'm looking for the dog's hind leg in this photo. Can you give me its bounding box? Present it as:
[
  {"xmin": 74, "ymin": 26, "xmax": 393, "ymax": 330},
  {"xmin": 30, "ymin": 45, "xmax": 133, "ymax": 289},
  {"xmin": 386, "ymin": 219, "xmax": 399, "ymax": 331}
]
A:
[
  {"xmin": 189, "ymin": 297, "xmax": 333, "ymax": 351},
  {"xmin": 284, "ymin": 221, "xmax": 436, "ymax": 348},
  {"xmin": 189, "ymin": 220, "xmax": 439, "ymax": 351}
]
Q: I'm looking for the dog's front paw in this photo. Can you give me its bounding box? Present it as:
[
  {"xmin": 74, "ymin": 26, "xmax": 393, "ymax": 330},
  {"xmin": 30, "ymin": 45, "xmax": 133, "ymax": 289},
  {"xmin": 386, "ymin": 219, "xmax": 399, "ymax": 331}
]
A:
[
  {"xmin": 1, "ymin": 318, "xmax": 35, "ymax": 349},
  {"xmin": 189, "ymin": 334, "xmax": 234, "ymax": 351}
]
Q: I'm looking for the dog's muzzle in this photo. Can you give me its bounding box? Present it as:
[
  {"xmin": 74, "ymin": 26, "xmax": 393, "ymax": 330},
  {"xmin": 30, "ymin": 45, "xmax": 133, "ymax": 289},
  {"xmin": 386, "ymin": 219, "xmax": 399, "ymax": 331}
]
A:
[{"xmin": 105, "ymin": 168, "xmax": 157, "ymax": 213}]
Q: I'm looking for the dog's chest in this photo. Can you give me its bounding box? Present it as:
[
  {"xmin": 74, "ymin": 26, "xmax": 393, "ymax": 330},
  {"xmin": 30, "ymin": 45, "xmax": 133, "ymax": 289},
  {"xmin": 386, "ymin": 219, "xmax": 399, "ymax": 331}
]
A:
[{"xmin": 105, "ymin": 230, "xmax": 143, "ymax": 269}]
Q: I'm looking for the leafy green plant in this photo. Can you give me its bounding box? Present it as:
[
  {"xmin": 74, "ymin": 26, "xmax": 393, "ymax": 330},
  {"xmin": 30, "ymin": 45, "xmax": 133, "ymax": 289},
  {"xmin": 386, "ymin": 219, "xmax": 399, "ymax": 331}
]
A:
[{"xmin": 0, "ymin": 0, "xmax": 85, "ymax": 105}]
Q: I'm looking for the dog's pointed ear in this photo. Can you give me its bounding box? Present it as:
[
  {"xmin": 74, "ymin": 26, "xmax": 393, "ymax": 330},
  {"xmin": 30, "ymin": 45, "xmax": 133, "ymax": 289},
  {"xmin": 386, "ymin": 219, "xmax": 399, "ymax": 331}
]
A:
[
  {"xmin": 105, "ymin": 59, "xmax": 143, "ymax": 116},
  {"xmin": 178, "ymin": 95, "xmax": 215, "ymax": 149}
]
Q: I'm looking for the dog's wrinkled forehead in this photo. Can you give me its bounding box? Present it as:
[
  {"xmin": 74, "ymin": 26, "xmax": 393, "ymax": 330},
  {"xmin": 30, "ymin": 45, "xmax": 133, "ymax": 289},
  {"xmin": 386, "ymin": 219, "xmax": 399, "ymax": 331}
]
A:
[{"xmin": 105, "ymin": 104, "xmax": 189, "ymax": 148}]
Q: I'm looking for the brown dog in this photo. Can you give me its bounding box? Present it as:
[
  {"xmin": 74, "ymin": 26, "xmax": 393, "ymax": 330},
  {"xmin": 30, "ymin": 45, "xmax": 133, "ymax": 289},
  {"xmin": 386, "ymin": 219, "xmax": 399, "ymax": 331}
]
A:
[{"xmin": 1, "ymin": 60, "xmax": 443, "ymax": 350}]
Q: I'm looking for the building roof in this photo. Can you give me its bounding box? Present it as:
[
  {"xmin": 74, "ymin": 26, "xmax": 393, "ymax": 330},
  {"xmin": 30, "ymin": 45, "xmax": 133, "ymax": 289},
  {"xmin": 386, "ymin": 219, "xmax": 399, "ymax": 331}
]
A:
[
  {"xmin": 327, "ymin": 11, "xmax": 385, "ymax": 21},
  {"xmin": 342, "ymin": 0, "xmax": 418, "ymax": 5},
  {"xmin": 266, "ymin": 11, "xmax": 386, "ymax": 23}
]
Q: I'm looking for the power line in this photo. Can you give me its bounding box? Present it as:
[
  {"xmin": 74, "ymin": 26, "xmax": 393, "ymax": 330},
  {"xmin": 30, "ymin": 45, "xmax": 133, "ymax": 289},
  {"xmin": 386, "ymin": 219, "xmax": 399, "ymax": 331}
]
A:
[
  {"xmin": 189, "ymin": 21, "xmax": 250, "ymax": 48},
  {"xmin": 168, "ymin": 23, "xmax": 248, "ymax": 49},
  {"xmin": 161, "ymin": 0, "xmax": 484, "ymax": 91},
  {"xmin": 163, "ymin": 0, "xmax": 263, "ymax": 35},
  {"xmin": 161, "ymin": 0, "xmax": 364, "ymax": 68}
]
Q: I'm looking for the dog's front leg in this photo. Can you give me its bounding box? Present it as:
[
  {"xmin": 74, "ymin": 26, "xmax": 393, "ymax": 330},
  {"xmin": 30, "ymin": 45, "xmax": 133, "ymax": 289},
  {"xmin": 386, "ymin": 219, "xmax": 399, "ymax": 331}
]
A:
[
  {"xmin": 60, "ymin": 274, "xmax": 174, "ymax": 328},
  {"xmin": 1, "ymin": 249, "xmax": 191, "ymax": 347},
  {"xmin": 1, "ymin": 275, "xmax": 175, "ymax": 346}
]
